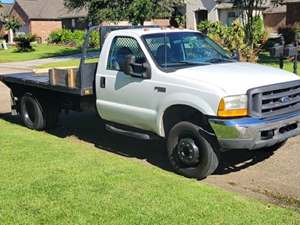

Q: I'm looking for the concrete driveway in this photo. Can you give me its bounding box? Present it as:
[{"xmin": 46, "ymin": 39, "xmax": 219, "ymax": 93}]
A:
[{"xmin": 0, "ymin": 67, "xmax": 299, "ymax": 209}]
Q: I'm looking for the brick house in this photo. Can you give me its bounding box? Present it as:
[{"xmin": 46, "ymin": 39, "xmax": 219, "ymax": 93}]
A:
[
  {"xmin": 10, "ymin": 0, "xmax": 88, "ymax": 42},
  {"xmin": 285, "ymin": 0, "xmax": 300, "ymax": 25},
  {"xmin": 263, "ymin": 5, "xmax": 286, "ymax": 33}
]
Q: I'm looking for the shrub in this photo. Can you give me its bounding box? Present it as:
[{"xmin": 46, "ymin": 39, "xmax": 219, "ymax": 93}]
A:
[
  {"xmin": 49, "ymin": 29, "xmax": 100, "ymax": 49},
  {"xmin": 48, "ymin": 29, "xmax": 63, "ymax": 44},
  {"xmin": 198, "ymin": 21, "xmax": 227, "ymax": 47},
  {"xmin": 71, "ymin": 30, "xmax": 85, "ymax": 47},
  {"xmin": 197, "ymin": 19, "xmax": 267, "ymax": 62},
  {"xmin": 14, "ymin": 33, "xmax": 36, "ymax": 52},
  {"xmin": 89, "ymin": 31, "xmax": 100, "ymax": 48},
  {"xmin": 49, "ymin": 29, "xmax": 84, "ymax": 47},
  {"xmin": 251, "ymin": 16, "xmax": 268, "ymax": 46}
]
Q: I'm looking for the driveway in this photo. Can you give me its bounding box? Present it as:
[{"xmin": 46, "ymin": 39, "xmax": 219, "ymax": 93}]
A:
[{"xmin": 0, "ymin": 66, "xmax": 299, "ymax": 209}]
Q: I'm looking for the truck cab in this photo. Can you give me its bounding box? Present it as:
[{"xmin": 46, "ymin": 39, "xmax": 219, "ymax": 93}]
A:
[{"xmin": 1, "ymin": 26, "xmax": 300, "ymax": 179}]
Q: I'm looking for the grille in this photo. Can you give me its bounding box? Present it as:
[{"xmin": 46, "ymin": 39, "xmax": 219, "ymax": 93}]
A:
[{"xmin": 248, "ymin": 80, "xmax": 300, "ymax": 118}]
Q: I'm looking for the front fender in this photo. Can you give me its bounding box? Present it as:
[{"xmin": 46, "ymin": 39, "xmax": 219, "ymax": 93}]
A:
[{"xmin": 156, "ymin": 92, "xmax": 218, "ymax": 137}]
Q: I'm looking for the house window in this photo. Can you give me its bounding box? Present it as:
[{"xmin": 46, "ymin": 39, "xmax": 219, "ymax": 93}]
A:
[
  {"xmin": 195, "ymin": 10, "xmax": 208, "ymax": 25},
  {"xmin": 227, "ymin": 11, "xmax": 237, "ymax": 26}
]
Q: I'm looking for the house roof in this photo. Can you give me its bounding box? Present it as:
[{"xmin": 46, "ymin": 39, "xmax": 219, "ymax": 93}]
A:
[
  {"xmin": 284, "ymin": 0, "xmax": 300, "ymax": 3},
  {"xmin": 264, "ymin": 5, "xmax": 287, "ymax": 14},
  {"xmin": 216, "ymin": 1, "xmax": 271, "ymax": 10},
  {"xmin": 0, "ymin": 3, "xmax": 13, "ymax": 20},
  {"xmin": 15, "ymin": 0, "xmax": 88, "ymax": 20}
]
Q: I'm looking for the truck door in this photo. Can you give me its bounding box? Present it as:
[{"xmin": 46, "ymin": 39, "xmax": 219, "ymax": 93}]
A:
[{"xmin": 97, "ymin": 36, "xmax": 159, "ymax": 132}]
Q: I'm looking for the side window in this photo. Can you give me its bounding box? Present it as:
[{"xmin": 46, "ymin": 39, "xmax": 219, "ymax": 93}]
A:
[{"xmin": 107, "ymin": 37, "xmax": 146, "ymax": 71}]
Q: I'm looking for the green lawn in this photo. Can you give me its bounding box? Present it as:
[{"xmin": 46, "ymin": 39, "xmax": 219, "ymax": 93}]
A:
[
  {"xmin": 37, "ymin": 58, "xmax": 98, "ymax": 69},
  {"xmin": 258, "ymin": 51, "xmax": 300, "ymax": 75},
  {"xmin": 0, "ymin": 119, "xmax": 299, "ymax": 225},
  {"xmin": 0, "ymin": 44, "xmax": 80, "ymax": 63}
]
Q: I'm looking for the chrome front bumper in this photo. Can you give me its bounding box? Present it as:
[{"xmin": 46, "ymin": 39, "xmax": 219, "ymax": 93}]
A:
[{"xmin": 209, "ymin": 111, "xmax": 300, "ymax": 150}]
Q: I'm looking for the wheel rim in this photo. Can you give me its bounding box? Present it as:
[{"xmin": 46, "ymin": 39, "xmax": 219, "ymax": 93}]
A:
[
  {"xmin": 176, "ymin": 138, "xmax": 200, "ymax": 166},
  {"xmin": 24, "ymin": 100, "xmax": 36, "ymax": 124}
]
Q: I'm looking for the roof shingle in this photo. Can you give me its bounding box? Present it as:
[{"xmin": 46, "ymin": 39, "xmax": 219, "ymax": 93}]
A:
[
  {"xmin": 16, "ymin": 0, "xmax": 88, "ymax": 20},
  {"xmin": 0, "ymin": 3, "xmax": 13, "ymax": 20}
]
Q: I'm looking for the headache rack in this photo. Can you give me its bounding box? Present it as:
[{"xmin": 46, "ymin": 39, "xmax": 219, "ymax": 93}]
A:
[{"xmin": 248, "ymin": 80, "xmax": 300, "ymax": 118}]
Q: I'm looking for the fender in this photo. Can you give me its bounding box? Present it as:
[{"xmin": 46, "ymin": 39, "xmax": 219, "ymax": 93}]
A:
[{"xmin": 156, "ymin": 92, "xmax": 218, "ymax": 137}]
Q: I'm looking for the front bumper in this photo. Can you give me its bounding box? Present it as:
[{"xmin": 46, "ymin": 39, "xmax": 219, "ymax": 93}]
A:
[{"xmin": 209, "ymin": 111, "xmax": 300, "ymax": 150}]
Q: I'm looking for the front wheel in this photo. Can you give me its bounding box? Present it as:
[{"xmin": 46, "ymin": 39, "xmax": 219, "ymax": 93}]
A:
[{"xmin": 167, "ymin": 121, "xmax": 219, "ymax": 179}]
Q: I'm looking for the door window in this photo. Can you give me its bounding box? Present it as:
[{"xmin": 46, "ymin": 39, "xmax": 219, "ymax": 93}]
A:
[{"xmin": 107, "ymin": 37, "xmax": 147, "ymax": 71}]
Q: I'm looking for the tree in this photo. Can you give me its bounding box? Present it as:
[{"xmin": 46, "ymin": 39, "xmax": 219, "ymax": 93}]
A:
[
  {"xmin": 4, "ymin": 17, "xmax": 21, "ymax": 44},
  {"xmin": 64, "ymin": 0, "xmax": 184, "ymax": 26},
  {"xmin": 233, "ymin": 0, "xmax": 281, "ymax": 47},
  {"xmin": 4, "ymin": 17, "xmax": 21, "ymax": 32}
]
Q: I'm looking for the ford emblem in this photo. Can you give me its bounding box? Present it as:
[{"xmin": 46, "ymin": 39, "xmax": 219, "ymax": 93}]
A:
[{"xmin": 279, "ymin": 96, "xmax": 290, "ymax": 103}]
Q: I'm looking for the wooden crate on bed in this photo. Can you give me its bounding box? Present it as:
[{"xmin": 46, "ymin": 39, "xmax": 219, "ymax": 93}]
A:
[{"xmin": 49, "ymin": 68, "xmax": 79, "ymax": 89}]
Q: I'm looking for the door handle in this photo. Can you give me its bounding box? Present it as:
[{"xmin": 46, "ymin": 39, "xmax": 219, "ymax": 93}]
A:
[{"xmin": 100, "ymin": 77, "xmax": 106, "ymax": 88}]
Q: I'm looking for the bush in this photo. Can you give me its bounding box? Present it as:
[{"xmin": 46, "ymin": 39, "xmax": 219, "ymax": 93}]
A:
[
  {"xmin": 89, "ymin": 31, "xmax": 100, "ymax": 48},
  {"xmin": 14, "ymin": 33, "xmax": 36, "ymax": 52},
  {"xmin": 49, "ymin": 29, "xmax": 100, "ymax": 49},
  {"xmin": 197, "ymin": 19, "xmax": 267, "ymax": 62},
  {"xmin": 71, "ymin": 30, "xmax": 85, "ymax": 47},
  {"xmin": 251, "ymin": 16, "xmax": 268, "ymax": 46},
  {"xmin": 48, "ymin": 29, "xmax": 63, "ymax": 44},
  {"xmin": 49, "ymin": 29, "xmax": 84, "ymax": 47}
]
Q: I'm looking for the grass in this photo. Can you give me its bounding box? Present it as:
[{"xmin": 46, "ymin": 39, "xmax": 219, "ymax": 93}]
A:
[
  {"xmin": 0, "ymin": 119, "xmax": 299, "ymax": 225},
  {"xmin": 258, "ymin": 51, "xmax": 300, "ymax": 74},
  {"xmin": 0, "ymin": 44, "xmax": 80, "ymax": 63},
  {"xmin": 37, "ymin": 58, "xmax": 99, "ymax": 69}
]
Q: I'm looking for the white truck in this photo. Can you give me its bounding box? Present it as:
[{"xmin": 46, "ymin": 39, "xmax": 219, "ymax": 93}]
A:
[{"xmin": 1, "ymin": 26, "xmax": 300, "ymax": 179}]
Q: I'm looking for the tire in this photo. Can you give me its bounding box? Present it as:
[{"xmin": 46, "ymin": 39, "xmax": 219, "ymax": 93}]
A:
[
  {"xmin": 167, "ymin": 121, "xmax": 219, "ymax": 179},
  {"xmin": 20, "ymin": 94, "xmax": 46, "ymax": 130}
]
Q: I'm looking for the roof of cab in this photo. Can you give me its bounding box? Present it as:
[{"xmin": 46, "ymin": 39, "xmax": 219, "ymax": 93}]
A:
[{"xmin": 109, "ymin": 28, "xmax": 198, "ymax": 37}]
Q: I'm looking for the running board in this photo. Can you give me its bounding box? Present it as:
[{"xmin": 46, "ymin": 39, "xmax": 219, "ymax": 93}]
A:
[{"xmin": 105, "ymin": 124, "xmax": 153, "ymax": 140}]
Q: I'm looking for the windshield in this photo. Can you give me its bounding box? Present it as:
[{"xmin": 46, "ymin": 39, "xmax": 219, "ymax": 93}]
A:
[{"xmin": 143, "ymin": 32, "xmax": 234, "ymax": 70}]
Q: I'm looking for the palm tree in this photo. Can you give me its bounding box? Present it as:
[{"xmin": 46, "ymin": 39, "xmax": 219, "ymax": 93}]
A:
[{"xmin": 4, "ymin": 17, "xmax": 21, "ymax": 44}]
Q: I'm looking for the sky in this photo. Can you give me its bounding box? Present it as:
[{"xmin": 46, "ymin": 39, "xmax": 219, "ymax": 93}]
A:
[{"xmin": 1, "ymin": 0, "xmax": 14, "ymax": 3}]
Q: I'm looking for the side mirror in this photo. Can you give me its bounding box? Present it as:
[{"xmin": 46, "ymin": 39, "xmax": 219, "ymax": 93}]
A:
[{"xmin": 121, "ymin": 55, "xmax": 151, "ymax": 79}]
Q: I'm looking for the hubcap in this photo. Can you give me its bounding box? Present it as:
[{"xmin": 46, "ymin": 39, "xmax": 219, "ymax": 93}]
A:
[{"xmin": 177, "ymin": 138, "xmax": 200, "ymax": 166}]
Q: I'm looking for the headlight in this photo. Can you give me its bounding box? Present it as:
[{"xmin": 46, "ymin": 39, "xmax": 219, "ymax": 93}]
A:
[{"xmin": 218, "ymin": 95, "xmax": 248, "ymax": 117}]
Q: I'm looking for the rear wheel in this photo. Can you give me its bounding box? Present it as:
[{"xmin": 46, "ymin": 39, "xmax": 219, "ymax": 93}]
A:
[
  {"xmin": 20, "ymin": 94, "xmax": 46, "ymax": 130},
  {"xmin": 20, "ymin": 94, "xmax": 59, "ymax": 130},
  {"xmin": 167, "ymin": 121, "xmax": 219, "ymax": 179}
]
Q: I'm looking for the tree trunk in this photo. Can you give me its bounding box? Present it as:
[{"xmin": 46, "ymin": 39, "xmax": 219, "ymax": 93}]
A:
[{"xmin": 8, "ymin": 29, "xmax": 14, "ymax": 44}]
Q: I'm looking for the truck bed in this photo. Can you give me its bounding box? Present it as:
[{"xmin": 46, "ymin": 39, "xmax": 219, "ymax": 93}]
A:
[{"xmin": 0, "ymin": 72, "xmax": 94, "ymax": 96}]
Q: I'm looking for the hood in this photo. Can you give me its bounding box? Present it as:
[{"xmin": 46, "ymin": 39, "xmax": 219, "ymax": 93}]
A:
[{"xmin": 171, "ymin": 62, "xmax": 299, "ymax": 95}]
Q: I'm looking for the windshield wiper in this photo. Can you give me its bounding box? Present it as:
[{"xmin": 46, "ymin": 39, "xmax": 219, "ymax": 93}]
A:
[
  {"xmin": 177, "ymin": 61, "xmax": 211, "ymax": 65},
  {"xmin": 160, "ymin": 61, "xmax": 211, "ymax": 68}
]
